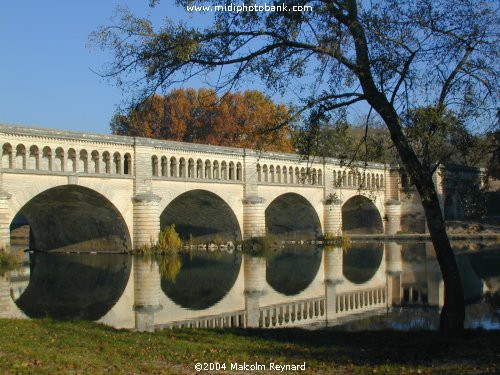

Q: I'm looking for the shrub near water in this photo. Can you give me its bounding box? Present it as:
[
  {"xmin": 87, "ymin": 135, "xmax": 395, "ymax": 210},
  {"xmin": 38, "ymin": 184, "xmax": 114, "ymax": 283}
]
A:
[
  {"xmin": 156, "ymin": 224, "xmax": 183, "ymax": 252},
  {"xmin": 135, "ymin": 225, "xmax": 183, "ymax": 254}
]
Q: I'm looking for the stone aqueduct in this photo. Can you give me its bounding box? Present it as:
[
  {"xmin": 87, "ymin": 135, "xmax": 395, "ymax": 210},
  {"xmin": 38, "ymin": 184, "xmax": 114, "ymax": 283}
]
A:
[{"xmin": 0, "ymin": 124, "xmax": 441, "ymax": 252}]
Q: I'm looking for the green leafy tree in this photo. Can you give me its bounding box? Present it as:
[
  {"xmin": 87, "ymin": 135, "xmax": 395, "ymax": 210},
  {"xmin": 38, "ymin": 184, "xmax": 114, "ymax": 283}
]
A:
[{"xmin": 92, "ymin": 0, "xmax": 499, "ymax": 335}]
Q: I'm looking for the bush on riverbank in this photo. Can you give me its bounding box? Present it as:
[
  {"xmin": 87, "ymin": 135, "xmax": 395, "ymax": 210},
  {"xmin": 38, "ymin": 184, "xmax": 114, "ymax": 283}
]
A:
[{"xmin": 134, "ymin": 225, "xmax": 183, "ymax": 255}]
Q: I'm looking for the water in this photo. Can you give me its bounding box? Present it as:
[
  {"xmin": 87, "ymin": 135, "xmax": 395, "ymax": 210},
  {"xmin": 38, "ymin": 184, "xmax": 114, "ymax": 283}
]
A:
[{"xmin": 1, "ymin": 241, "xmax": 499, "ymax": 332}]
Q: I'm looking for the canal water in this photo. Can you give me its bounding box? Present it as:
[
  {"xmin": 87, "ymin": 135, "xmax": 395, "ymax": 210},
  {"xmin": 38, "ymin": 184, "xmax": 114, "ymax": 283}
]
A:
[{"xmin": 1, "ymin": 241, "xmax": 499, "ymax": 332}]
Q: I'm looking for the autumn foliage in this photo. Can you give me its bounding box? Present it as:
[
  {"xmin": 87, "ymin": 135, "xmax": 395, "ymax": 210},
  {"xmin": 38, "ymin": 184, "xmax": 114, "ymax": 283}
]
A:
[{"xmin": 111, "ymin": 88, "xmax": 294, "ymax": 152}]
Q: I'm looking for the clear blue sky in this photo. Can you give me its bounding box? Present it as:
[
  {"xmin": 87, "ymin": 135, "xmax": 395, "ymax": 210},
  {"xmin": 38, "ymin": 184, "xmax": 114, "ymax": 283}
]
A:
[
  {"xmin": 0, "ymin": 1, "xmax": 371, "ymax": 134},
  {"xmin": 0, "ymin": 1, "xmax": 214, "ymax": 134}
]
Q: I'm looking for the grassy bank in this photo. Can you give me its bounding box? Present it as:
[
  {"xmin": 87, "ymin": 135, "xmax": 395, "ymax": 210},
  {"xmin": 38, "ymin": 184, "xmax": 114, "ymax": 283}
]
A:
[{"xmin": 0, "ymin": 320, "xmax": 498, "ymax": 374}]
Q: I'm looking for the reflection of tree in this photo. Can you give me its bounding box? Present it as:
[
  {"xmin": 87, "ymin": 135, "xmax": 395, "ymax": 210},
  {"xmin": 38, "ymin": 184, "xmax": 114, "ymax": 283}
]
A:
[{"xmin": 157, "ymin": 254, "xmax": 182, "ymax": 283}]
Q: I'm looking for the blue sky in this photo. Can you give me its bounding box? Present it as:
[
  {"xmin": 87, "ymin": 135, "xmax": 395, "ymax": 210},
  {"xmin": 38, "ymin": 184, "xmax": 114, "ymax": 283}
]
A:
[
  {"xmin": 0, "ymin": 1, "xmax": 214, "ymax": 134},
  {"xmin": 1, "ymin": 1, "xmax": 372, "ymax": 135}
]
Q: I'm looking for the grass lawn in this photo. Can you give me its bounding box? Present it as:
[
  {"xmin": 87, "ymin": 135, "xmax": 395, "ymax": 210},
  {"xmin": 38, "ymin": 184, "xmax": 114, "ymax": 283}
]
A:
[{"xmin": 0, "ymin": 319, "xmax": 498, "ymax": 374}]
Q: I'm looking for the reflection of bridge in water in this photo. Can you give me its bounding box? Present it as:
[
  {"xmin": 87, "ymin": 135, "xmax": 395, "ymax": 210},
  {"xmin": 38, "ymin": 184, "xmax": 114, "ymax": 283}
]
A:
[{"xmin": 5, "ymin": 242, "xmax": 489, "ymax": 331}]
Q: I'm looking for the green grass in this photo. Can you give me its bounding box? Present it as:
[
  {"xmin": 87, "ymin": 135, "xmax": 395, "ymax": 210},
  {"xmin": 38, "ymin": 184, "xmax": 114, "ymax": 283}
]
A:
[{"xmin": 0, "ymin": 319, "xmax": 498, "ymax": 374}]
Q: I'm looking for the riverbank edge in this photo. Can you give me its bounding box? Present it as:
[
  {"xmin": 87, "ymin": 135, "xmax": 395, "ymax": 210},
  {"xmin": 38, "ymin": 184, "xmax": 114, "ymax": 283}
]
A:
[{"xmin": 350, "ymin": 233, "xmax": 500, "ymax": 241}]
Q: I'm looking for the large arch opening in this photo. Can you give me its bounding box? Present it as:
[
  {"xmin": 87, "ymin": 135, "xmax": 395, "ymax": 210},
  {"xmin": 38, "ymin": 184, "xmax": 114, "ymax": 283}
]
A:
[
  {"xmin": 265, "ymin": 193, "xmax": 322, "ymax": 239},
  {"xmin": 342, "ymin": 196, "xmax": 383, "ymax": 234},
  {"xmin": 160, "ymin": 190, "xmax": 241, "ymax": 242},
  {"xmin": 266, "ymin": 245, "xmax": 322, "ymax": 295},
  {"xmin": 343, "ymin": 243, "xmax": 384, "ymax": 284},
  {"xmin": 161, "ymin": 252, "xmax": 242, "ymax": 310},
  {"xmin": 14, "ymin": 253, "xmax": 131, "ymax": 320},
  {"xmin": 10, "ymin": 185, "xmax": 131, "ymax": 252}
]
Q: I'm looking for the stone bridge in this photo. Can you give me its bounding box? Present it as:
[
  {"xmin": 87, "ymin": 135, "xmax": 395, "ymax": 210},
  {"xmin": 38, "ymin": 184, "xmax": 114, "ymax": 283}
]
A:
[{"xmin": 0, "ymin": 124, "xmax": 443, "ymax": 252}]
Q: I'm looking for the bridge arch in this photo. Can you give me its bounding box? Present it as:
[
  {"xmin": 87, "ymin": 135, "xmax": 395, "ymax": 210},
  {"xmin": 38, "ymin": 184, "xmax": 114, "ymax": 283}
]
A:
[
  {"xmin": 343, "ymin": 243, "xmax": 384, "ymax": 284},
  {"xmin": 10, "ymin": 185, "xmax": 131, "ymax": 252},
  {"xmin": 265, "ymin": 192, "xmax": 322, "ymax": 239},
  {"xmin": 161, "ymin": 252, "xmax": 242, "ymax": 310},
  {"xmin": 160, "ymin": 189, "xmax": 242, "ymax": 242},
  {"xmin": 15, "ymin": 253, "xmax": 131, "ymax": 320},
  {"xmin": 266, "ymin": 246, "xmax": 323, "ymax": 295},
  {"xmin": 342, "ymin": 195, "xmax": 383, "ymax": 234}
]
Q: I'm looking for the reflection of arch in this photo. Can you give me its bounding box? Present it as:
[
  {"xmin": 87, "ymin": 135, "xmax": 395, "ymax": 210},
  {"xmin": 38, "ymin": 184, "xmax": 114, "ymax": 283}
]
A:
[
  {"xmin": 343, "ymin": 242, "xmax": 383, "ymax": 284},
  {"xmin": 161, "ymin": 252, "xmax": 242, "ymax": 310},
  {"xmin": 265, "ymin": 193, "xmax": 321, "ymax": 239},
  {"xmin": 15, "ymin": 253, "xmax": 131, "ymax": 320},
  {"xmin": 342, "ymin": 196, "xmax": 383, "ymax": 234},
  {"xmin": 160, "ymin": 190, "xmax": 241, "ymax": 242},
  {"xmin": 266, "ymin": 246, "xmax": 322, "ymax": 295},
  {"xmin": 466, "ymin": 249, "xmax": 500, "ymax": 280},
  {"xmin": 12, "ymin": 185, "xmax": 131, "ymax": 252}
]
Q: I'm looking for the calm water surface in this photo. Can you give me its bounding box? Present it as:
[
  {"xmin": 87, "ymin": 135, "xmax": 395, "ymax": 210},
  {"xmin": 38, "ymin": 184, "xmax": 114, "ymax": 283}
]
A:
[{"xmin": 2, "ymin": 242, "xmax": 499, "ymax": 332}]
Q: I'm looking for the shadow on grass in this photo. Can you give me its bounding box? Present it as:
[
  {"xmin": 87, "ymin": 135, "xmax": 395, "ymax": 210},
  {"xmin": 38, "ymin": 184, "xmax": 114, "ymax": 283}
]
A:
[{"xmin": 212, "ymin": 327, "xmax": 500, "ymax": 367}]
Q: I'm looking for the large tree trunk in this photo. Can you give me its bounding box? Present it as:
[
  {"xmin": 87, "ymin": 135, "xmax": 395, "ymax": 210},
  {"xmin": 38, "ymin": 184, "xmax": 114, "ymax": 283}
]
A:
[
  {"xmin": 380, "ymin": 107, "xmax": 465, "ymax": 336},
  {"xmin": 361, "ymin": 87, "xmax": 465, "ymax": 336},
  {"xmin": 343, "ymin": 0, "xmax": 466, "ymax": 335},
  {"xmin": 417, "ymin": 175, "xmax": 465, "ymax": 336}
]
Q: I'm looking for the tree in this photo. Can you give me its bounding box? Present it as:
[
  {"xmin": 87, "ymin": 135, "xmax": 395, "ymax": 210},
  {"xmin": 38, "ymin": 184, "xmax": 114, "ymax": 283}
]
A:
[
  {"xmin": 294, "ymin": 119, "xmax": 399, "ymax": 164},
  {"xmin": 110, "ymin": 88, "xmax": 294, "ymax": 152},
  {"xmin": 92, "ymin": 0, "xmax": 499, "ymax": 335}
]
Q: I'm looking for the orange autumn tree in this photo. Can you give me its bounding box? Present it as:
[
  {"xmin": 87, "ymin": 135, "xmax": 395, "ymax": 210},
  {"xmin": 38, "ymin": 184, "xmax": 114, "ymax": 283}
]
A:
[{"xmin": 110, "ymin": 88, "xmax": 294, "ymax": 152}]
